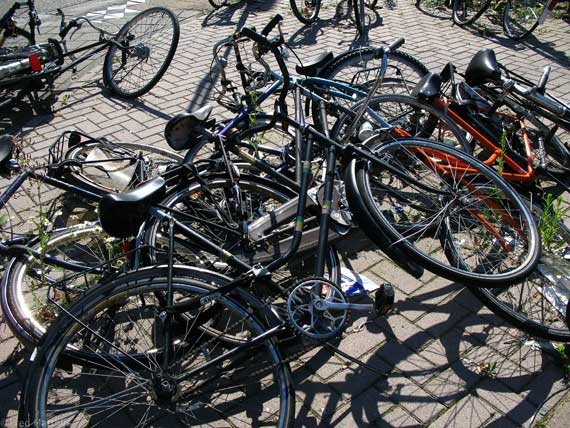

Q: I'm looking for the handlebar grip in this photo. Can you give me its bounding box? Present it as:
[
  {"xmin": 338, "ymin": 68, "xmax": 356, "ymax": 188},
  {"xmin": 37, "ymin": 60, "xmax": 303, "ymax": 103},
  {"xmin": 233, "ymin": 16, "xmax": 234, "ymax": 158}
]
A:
[
  {"xmin": 59, "ymin": 20, "xmax": 77, "ymax": 39},
  {"xmin": 537, "ymin": 65, "xmax": 551, "ymax": 94},
  {"xmin": 388, "ymin": 37, "xmax": 405, "ymax": 53},
  {"xmin": 373, "ymin": 38, "xmax": 405, "ymax": 59},
  {"xmin": 261, "ymin": 14, "xmax": 283, "ymax": 36},
  {"xmin": 240, "ymin": 26, "xmax": 270, "ymax": 47}
]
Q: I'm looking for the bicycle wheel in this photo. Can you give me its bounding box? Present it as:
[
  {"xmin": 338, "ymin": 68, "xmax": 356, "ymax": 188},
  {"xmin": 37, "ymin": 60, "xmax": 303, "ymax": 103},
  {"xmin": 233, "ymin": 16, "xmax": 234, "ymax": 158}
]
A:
[
  {"xmin": 144, "ymin": 174, "xmax": 341, "ymax": 286},
  {"xmin": 503, "ymin": 0, "xmax": 545, "ymax": 39},
  {"xmin": 187, "ymin": 114, "xmax": 297, "ymax": 176},
  {"xmin": 319, "ymin": 48, "xmax": 429, "ymax": 96},
  {"xmin": 0, "ymin": 26, "xmax": 32, "ymax": 49},
  {"xmin": 290, "ymin": 0, "xmax": 321, "ymax": 24},
  {"xmin": 209, "ymin": 0, "xmax": 229, "ymax": 8},
  {"xmin": 20, "ymin": 267, "xmax": 295, "ymax": 427},
  {"xmin": 346, "ymin": 137, "xmax": 540, "ymax": 286},
  {"xmin": 415, "ymin": 0, "xmax": 454, "ymax": 19},
  {"xmin": 472, "ymin": 201, "xmax": 570, "ymax": 341},
  {"xmin": 452, "ymin": 0, "xmax": 493, "ymax": 25},
  {"xmin": 103, "ymin": 7, "xmax": 180, "ymax": 98},
  {"xmin": 63, "ymin": 141, "xmax": 183, "ymax": 194},
  {"xmin": 0, "ymin": 222, "xmax": 123, "ymax": 347},
  {"xmin": 330, "ymin": 93, "xmax": 471, "ymax": 151}
]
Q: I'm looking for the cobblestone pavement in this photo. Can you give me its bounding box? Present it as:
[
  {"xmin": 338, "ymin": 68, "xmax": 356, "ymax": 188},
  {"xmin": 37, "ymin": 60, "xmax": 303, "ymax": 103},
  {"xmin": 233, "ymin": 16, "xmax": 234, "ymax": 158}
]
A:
[{"xmin": 1, "ymin": 0, "xmax": 570, "ymax": 427}]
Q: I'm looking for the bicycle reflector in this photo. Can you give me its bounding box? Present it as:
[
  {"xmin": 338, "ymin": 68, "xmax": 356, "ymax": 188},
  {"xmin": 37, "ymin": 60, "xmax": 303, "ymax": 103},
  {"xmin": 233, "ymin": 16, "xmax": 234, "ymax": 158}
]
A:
[{"xmin": 28, "ymin": 54, "xmax": 42, "ymax": 72}]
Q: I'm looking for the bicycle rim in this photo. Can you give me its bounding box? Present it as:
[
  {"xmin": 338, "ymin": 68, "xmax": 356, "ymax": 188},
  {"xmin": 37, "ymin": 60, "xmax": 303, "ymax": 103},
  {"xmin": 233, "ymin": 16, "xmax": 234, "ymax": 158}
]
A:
[
  {"xmin": 290, "ymin": 0, "xmax": 321, "ymax": 24},
  {"xmin": 0, "ymin": 222, "xmax": 122, "ymax": 347},
  {"xmin": 330, "ymin": 93, "xmax": 472, "ymax": 151},
  {"xmin": 24, "ymin": 269, "xmax": 294, "ymax": 427},
  {"xmin": 103, "ymin": 7, "xmax": 179, "ymax": 98},
  {"xmin": 353, "ymin": 137, "xmax": 540, "ymax": 286},
  {"xmin": 471, "ymin": 200, "xmax": 570, "ymax": 341},
  {"xmin": 452, "ymin": 0, "xmax": 492, "ymax": 25}
]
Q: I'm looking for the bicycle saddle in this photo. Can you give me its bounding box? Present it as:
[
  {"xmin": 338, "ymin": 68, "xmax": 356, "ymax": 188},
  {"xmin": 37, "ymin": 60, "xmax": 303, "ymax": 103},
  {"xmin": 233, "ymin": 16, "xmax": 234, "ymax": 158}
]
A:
[
  {"xmin": 295, "ymin": 51, "xmax": 334, "ymax": 77},
  {"xmin": 464, "ymin": 49, "xmax": 501, "ymax": 87},
  {"xmin": 164, "ymin": 105, "xmax": 214, "ymax": 151},
  {"xmin": 99, "ymin": 176, "xmax": 166, "ymax": 238},
  {"xmin": 411, "ymin": 72, "xmax": 442, "ymax": 101}
]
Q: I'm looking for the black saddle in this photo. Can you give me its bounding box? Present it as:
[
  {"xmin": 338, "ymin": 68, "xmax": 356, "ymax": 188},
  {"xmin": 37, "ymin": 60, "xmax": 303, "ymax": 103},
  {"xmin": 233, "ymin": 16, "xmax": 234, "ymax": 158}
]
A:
[
  {"xmin": 99, "ymin": 177, "xmax": 167, "ymax": 238},
  {"xmin": 464, "ymin": 49, "xmax": 502, "ymax": 87},
  {"xmin": 295, "ymin": 52, "xmax": 334, "ymax": 77},
  {"xmin": 164, "ymin": 105, "xmax": 214, "ymax": 151},
  {"xmin": 412, "ymin": 72, "xmax": 442, "ymax": 101}
]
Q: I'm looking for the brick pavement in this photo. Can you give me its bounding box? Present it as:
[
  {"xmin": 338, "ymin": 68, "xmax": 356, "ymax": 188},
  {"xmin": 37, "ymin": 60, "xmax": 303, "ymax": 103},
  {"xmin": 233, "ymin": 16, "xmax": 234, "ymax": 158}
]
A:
[{"xmin": 1, "ymin": 0, "xmax": 570, "ymax": 427}]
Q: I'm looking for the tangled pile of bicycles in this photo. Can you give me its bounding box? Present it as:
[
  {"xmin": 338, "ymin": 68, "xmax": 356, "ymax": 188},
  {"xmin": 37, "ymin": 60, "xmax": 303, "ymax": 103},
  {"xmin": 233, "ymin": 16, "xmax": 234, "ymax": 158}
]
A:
[{"xmin": 0, "ymin": 4, "xmax": 569, "ymax": 426}]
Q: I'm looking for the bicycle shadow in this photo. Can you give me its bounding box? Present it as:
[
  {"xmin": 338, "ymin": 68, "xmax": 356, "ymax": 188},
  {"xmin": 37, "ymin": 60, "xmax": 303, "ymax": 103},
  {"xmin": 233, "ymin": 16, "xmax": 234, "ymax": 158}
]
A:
[
  {"xmin": 0, "ymin": 322, "xmax": 30, "ymax": 428},
  {"xmin": 293, "ymin": 237, "xmax": 567, "ymax": 425},
  {"xmin": 443, "ymin": 12, "xmax": 570, "ymax": 68}
]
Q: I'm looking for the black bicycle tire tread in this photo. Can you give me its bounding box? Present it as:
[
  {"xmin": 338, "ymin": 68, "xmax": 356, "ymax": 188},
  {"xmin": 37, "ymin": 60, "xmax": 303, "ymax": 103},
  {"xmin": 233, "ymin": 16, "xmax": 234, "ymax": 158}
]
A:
[
  {"xmin": 290, "ymin": 0, "xmax": 321, "ymax": 24},
  {"xmin": 502, "ymin": 0, "xmax": 542, "ymax": 40},
  {"xmin": 452, "ymin": 0, "xmax": 493, "ymax": 26}
]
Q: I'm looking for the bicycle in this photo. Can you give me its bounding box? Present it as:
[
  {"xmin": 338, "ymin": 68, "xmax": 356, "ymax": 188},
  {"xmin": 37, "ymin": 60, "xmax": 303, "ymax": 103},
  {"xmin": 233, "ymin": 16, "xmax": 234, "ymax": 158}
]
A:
[
  {"xmin": 0, "ymin": 4, "xmax": 179, "ymax": 114},
  {"xmin": 290, "ymin": 0, "xmax": 379, "ymax": 35},
  {"xmin": 451, "ymin": 0, "xmax": 567, "ymax": 39},
  {"xmin": 0, "ymin": 132, "xmax": 186, "ymax": 346},
  {"xmin": 369, "ymin": 48, "xmax": 570, "ymax": 340},
  {"xmin": 161, "ymin": 16, "xmax": 540, "ymax": 286}
]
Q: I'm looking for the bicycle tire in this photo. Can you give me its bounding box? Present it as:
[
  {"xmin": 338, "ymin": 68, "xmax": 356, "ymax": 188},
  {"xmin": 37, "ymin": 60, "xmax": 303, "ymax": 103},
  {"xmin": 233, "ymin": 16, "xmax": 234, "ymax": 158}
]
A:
[
  {"xmin": 144, "ymin": 173, "xmax": 341, "ymax": 285},
  {"xmin": 20, "ymin": 266, "xmax": 295, "ymax": 427},
  {"xmin": 452, "ymin": 0, "xmax": 493, "ymax": 25},
  {"xmin": 0, "ymin": 26, "xmax": 32, "ymax": 49},
  {"xmin": 290, "ymin": 0, "xmax": 321, "ymax": 24},
  {"xmin": 471, "ymin": 201, "xmax": 570, "ymax": 341},
  {"xmin": 103, "ymin": 7, "xmax": 180, "ymax": 98},
  {"xmin": 0, "ymin": 222, "xmax": 122, "ymax": 347},
  {"xmin": 187, "ymin": 114, "xmax": 297, "ymax": 176},
  {"xmin": 63, "ymin": 141, "xmax": 183, "ymax": 194},
  {"xmin": 415, "ymin": 0, "xmax": 454, "ymax": 19},
  {"xmin": 346, "ymin": 137, "xmax": 540, "ymax": 287},
  {"xmin": 330, "ymin": 93, "xmax": 472, "ymax": 151},
  {"xmin": 319, "ymin": 48, "xmax": 429, "ymax": 96},
  {"xmin": 314, "ymin": 48, "xmax": 430, "ymax": 131},
  {"xmin": 208, "ymin": 0, "xmax": 229, "ymax": 8},
  {"xmin": 503, "ymin": 0, "xmax": 544, "ymax": 39}
]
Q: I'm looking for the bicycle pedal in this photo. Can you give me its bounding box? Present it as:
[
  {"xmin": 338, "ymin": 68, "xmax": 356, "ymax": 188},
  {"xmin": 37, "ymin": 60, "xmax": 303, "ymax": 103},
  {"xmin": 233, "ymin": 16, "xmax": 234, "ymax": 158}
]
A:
[{"xmin": 374, "ymin": 283, "xmax": 395, "ymax": 316}]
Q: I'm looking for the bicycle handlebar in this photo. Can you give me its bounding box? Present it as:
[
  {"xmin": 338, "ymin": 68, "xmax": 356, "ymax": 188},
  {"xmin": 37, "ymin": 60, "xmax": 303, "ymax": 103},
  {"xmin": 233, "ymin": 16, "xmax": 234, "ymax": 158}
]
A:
[
  {"xmin": 372, "ymin": 37, "xmax": 405, "ymax": 59},
  {"xmin": 238, "ymin": 17, "xmax": 290, "ymax": 113},
  {"xmin": 261, "ymin": 13, "xmax": 283, "ymax": 36}
]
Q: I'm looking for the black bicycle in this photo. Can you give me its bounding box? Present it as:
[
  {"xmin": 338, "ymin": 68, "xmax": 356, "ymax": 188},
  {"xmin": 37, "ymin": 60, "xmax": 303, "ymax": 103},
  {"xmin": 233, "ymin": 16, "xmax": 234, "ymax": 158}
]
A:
[{"xmin": 0, "ymin": 4, "xmax": 179, "ymax": 113}]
